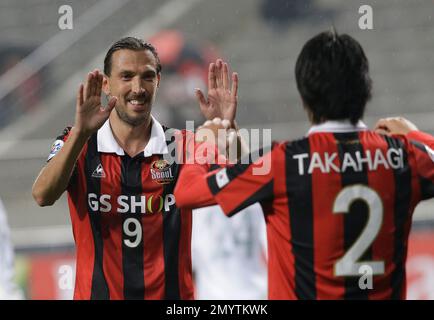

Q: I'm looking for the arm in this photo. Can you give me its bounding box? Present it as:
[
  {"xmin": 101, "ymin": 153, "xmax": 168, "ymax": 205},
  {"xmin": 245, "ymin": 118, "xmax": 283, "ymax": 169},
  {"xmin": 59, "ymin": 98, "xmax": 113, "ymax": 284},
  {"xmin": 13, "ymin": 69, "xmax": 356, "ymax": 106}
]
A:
[
  {"xmin": 32, "ymin": 128, "xmax": 88, "ymax": 206},
  {"xmin": 411, "ymin": 140, "xmax": 434, "ymax": 200},
  {"xmin": 176, "ymin": 162, "xmax": 217, "ymax": 210},
  {"xmin": 175, "ymin": 120, "xmax": 229, "ymax": 209},
  {"xmin": 176, "ymin": 141, "xmax": 275, "ymax": 216},
  {"xmin": 406, "ymin": 130, "xmax": 434, "ymax": 149},
  {"xmin": 32, "ymin": 70, "xmax": 117, "ymax": 206},
  {"xmin": 195, "ymin": 59, "xmax": 249, "ymax": 162},
  {"xmin": 374, "ymin": 117, "xmax": 434, "ymax": 199},
  {"xmin": 374, "ymin": 117, "xmax": 434, "ymax": 147},
  {"xmin": 176, "ymin": 59, "xmax": 257, "ymax": 209}
]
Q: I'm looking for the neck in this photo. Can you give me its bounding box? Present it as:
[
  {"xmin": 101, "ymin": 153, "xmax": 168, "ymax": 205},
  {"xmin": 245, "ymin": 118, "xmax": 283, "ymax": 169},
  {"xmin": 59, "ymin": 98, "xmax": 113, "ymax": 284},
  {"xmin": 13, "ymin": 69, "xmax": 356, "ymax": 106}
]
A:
[{"xmin": 109, "ymin": 112, "xmax": 152, "ymax": 157}]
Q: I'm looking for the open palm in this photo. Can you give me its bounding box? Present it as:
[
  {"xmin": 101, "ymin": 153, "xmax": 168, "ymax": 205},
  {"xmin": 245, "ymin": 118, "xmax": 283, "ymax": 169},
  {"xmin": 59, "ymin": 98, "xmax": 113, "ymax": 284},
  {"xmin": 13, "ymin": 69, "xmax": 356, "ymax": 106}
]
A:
[
  {"xmin": 75, "ymin": 70, "xmax": 117, "ymax": 137},
  {"xmin": 196, "ymin": 59, "xmax": 238, "ymax": 125}
]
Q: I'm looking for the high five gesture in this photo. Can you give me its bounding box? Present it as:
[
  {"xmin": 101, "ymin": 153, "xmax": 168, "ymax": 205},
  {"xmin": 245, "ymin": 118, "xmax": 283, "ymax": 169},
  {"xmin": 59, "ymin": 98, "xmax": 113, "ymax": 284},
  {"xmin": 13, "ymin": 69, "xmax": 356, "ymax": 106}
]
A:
[
  {"xmin": 196, "ymin": 59, "xmax": 238, "ymax": 126},
  {"xmin": 75, "ymin": 69, "xmax": 117, "ymax": 137}
]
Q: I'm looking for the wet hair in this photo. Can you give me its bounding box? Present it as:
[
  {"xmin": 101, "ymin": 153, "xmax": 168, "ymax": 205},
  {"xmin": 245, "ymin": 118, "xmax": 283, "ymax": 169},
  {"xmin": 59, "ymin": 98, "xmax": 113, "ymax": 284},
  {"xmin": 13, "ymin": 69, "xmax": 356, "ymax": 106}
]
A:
[
  {"xmin": 295, "ymin": 30, "xmax": 372, "ymax": 124},
  {"xmin": 103, "ymin": 36, "xmax": 162, "ymax": 76}
]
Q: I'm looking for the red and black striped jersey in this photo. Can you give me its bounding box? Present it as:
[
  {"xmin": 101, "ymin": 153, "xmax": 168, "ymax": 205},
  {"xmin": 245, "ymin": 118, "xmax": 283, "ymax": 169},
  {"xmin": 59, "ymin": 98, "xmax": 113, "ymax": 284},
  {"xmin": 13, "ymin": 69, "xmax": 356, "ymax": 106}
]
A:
[
  {"xmin": 175, "ymin": 121, "xmax": 434, "ymax": 300},
  {"xmin": 49, "ymin": 117, "xmax": 214, "ymax": 300}
]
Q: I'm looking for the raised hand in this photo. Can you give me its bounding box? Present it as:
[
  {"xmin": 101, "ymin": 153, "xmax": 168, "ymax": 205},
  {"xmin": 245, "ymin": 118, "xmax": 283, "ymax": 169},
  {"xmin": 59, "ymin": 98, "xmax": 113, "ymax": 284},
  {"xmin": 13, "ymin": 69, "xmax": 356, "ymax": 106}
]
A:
[
  {"xmin": 374, "ymin": 117, "xmax": 418, "ymax": 136},
  {"xmin": 195, "ymin": 59, "xmax": 238, "ymax": 126},
  {"xmin": 75, "ymin": 69, "xmax": 117, "ymax": 137}
]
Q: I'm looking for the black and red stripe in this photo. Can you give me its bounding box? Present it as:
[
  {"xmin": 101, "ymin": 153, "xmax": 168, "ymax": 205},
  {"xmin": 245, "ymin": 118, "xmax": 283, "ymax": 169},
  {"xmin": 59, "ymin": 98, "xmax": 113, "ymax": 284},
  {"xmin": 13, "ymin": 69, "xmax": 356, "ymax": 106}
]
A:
[
  {"xmin": 100, "ymin": 154, "xmax": 124, "ymax": 299},
  {"xmin": 85, "ymin": 134, "xmax": 110, "ymax": 300},
  {"xmin": 161, "ymin": 157, "xmax": 181, "ymax": 300},
  {"xmin": 334, "ymin": 132, "xmax": 371, "ymax": 300},
  {"xmin": 285, "ymin": 138, "xmax": 316, "ymax": 300},
  {"xmin": 120, "ymin": 155, "xmax": 145, "ymax": 299},
  {"xmin": 384, "ymin": 136, "xmax": 412, "ymax": 299}
]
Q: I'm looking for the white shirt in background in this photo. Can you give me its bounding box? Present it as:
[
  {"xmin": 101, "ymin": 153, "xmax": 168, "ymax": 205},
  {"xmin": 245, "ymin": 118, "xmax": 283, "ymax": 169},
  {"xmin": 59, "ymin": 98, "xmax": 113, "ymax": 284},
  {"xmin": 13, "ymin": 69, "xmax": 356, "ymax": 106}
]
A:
[
  {"xmin": 192, "ymin": 203, "xmax": 267, "ymax": 300},
  {"xmin": 0, "ymin": 198, "xmax": 24, "ymax": 300}
]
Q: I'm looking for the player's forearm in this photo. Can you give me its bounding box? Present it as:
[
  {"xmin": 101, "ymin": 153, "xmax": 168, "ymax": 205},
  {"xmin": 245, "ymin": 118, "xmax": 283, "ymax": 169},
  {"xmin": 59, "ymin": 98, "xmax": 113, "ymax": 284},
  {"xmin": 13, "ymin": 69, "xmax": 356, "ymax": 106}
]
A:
[
  {"xmin": 32, "ymin": 128, "xmax": 88, "ymax": 206},
  {"xmin": 175, "ymin": 164, "xmax": 216, "ymax": 209}
]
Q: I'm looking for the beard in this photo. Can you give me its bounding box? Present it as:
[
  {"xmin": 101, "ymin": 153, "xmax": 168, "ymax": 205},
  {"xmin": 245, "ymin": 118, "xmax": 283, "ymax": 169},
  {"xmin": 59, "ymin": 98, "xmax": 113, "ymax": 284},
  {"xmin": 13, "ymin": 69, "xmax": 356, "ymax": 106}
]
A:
[{"xmin": 115, "ymin": 104, "xmax": 151, "ymax": 127}]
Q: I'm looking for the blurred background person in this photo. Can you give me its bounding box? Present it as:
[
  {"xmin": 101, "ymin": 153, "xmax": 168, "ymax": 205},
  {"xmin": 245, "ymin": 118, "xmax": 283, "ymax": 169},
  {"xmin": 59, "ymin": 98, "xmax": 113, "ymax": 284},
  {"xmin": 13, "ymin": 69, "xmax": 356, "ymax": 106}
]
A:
[
  {"xmin": 0, "ymin": 197, "xmax": 24, "ymax": 300},
  {"xmin": 149, "ymin": 29, "xmax": 218, "ymax": 129},
  {"xmin": 192, "ymin": 203, "xmax": 267, "ymax": 300}
]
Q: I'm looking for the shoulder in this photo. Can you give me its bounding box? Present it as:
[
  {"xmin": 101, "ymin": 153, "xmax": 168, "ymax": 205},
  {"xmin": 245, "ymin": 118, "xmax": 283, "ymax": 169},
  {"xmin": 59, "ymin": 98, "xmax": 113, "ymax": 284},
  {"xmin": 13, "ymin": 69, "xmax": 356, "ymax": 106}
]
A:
[
  {"xmin": 46, "ymin": 126, "xmax": 73, "ymax": 162},
  {"xmin": 275, "ymin": 136, "xmax": 309, "ymax": 154},
  {"xmin": 56, "ymin": 126, "xmax": 73, "ymax": 142}
]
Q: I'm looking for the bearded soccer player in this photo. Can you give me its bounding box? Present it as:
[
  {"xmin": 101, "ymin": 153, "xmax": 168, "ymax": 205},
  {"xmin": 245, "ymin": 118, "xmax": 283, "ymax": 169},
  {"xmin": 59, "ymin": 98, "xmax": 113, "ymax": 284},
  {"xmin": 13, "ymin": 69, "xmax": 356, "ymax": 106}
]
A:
[
  {"xmin": 174, "ymin": 31, "xmax": 434, "ymax": 299},
  {"xmin": 32, "ymin": 37, "xmax": 238, "ymax": 300}
]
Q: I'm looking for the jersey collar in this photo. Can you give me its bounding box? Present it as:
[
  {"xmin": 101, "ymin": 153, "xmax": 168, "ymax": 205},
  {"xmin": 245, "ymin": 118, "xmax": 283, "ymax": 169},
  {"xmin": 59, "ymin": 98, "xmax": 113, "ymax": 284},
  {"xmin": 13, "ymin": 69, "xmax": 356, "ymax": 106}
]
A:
[
  {"xmin": 307, "ymin": 120, "xmax": 368, "ymax": 136},
  {"xmin": 97, "ymin": 115, "xmax": 168, "ymax": 157}
]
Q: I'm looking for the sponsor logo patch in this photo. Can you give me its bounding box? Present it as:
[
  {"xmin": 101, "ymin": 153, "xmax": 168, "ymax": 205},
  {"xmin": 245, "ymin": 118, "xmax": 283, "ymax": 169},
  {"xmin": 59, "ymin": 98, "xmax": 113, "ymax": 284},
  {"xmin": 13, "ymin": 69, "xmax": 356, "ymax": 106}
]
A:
[{"xmin": 87, "ymin": 193, "xmax": 176, "ymax": 214}]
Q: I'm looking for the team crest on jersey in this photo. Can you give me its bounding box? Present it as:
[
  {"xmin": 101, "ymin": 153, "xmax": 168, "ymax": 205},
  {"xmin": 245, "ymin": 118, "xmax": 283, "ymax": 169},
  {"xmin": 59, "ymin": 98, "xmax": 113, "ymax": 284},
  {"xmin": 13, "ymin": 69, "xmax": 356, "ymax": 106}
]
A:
[
  {"xmin": 150, "ymin": 159, "xmax": 174, "ymax": 184},
  {"xmin": 47, "ymin": 139, "xmax": 64, "ymax": 161}
]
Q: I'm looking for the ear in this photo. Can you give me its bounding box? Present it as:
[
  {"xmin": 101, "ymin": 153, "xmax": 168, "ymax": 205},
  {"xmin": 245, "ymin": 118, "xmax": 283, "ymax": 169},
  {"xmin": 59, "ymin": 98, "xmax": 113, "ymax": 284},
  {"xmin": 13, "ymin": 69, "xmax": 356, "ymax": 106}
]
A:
[
  {"xmin": 156, "ymin": 73, "xmax": 161, "ymax": 88},
  {"xmin": 102, "ymin": 75, "xmax": 110, "ymax": 95}
]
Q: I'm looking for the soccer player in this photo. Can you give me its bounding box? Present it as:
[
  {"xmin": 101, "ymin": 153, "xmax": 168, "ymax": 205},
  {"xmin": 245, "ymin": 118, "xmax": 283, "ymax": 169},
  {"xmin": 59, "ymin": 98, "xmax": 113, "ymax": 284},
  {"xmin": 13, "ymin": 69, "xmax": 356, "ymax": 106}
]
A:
[
  {"xmin": 174, "ymin": 31, "xmax": 434, "ymax": 299},
  {"xmin": 31, "ymin": 37, "xmax": 238, "ymax": 300}
]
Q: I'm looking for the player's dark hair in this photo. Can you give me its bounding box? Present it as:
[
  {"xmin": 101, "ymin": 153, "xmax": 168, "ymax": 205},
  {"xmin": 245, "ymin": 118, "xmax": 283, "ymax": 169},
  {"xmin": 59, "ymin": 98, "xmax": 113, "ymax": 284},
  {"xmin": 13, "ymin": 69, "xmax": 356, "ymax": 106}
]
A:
[
  {"xmin": 104, "ymin": 36, "xmax": 162, "ymax": 76},
  {"xmin": 295, "ymin": 30, "xmax": 372, "ymax": 125}
]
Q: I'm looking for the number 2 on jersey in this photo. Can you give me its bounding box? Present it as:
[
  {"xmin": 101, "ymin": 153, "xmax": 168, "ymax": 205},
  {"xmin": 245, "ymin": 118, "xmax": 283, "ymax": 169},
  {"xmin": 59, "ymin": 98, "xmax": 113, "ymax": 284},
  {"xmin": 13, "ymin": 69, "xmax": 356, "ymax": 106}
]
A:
[{"xmin": 333, "ymin": 185, "xmax": 385, "ymax": 277}]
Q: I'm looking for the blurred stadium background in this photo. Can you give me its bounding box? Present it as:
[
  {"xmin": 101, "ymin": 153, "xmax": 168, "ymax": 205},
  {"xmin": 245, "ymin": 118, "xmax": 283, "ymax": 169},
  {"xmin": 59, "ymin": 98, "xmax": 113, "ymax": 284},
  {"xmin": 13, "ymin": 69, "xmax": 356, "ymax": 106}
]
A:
[{"xmin": 0, "ymin": 0, "xmax": 433, "ymax": 299}]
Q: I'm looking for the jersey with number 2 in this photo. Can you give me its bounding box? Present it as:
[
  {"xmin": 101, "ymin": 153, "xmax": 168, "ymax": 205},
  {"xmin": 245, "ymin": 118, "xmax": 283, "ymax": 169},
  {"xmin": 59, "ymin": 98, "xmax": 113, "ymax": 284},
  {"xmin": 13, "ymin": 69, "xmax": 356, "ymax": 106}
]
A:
[{"xmin": 205, "ymin": 130, "xmax": 434, "ymax": 299}]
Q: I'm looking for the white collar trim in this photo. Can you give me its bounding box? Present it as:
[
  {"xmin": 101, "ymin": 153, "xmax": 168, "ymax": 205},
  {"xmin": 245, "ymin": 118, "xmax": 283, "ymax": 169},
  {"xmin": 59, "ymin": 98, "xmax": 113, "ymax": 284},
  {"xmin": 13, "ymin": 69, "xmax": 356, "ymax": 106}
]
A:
[
  {"xmin": 144, "ymin": 115, "xmax": 169, "ymax": 156},
  {"xmin": 307, "ymin": 120, "xmax": 368, "ymax": 135},
  {"xmin": 97, "ymin": 115, "xmax": 168, "ymax": 157}
]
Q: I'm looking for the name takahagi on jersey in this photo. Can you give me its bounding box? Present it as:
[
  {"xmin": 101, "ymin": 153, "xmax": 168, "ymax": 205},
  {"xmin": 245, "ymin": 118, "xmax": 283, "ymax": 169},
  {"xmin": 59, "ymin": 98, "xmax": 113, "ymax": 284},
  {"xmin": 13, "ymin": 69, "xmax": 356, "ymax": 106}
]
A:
[{"xmin": 176, "ymin": 120, "xmax": 434, "ymax": 300}]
